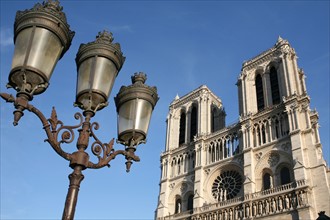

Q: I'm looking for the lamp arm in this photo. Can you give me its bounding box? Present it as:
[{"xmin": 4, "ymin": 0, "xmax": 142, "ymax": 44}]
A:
[
  {"xmin": 87, "ymin": 125, "xmax": 140, "ymax": 171},
  {"xmin": 87, "ymin": 147, "xmax": 140, "ymax": 170},
  {"xmin": 31, "ymin": 105, "xmax": 74, "ymax": 161},
  {"xmin": 0, "ymin": 92, "xmax": 84, "ymax": 162}
]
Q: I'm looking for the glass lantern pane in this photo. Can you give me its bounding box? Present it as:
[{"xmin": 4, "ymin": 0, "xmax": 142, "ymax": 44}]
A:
[
  {"xmin": 11, "ymin": 28, "xmax": 31, "ymax": 69},
  {"xmin": 118, "ymin": 99, "xmax": 152, "ymax": 135},
  {"xmin": 92, "ymin": 56, "xmax": 117, "ymax": 97},
  {"xmin": 76, "ymin": 57, "xmax": 93, "ymax": 94},
  {"xmin": 27, "ymin": 27, "xmax": 63, "ymax": 80},
  {"xmin": 134, "ymin": 99, "xmax": 153, "ymax": 132},
  {"xmin": 118, "ymin": 100, "xmax": 136, "ymax": 135}
]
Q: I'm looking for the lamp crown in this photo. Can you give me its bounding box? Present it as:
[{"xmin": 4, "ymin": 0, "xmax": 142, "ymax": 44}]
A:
[
  {"xmin": 76, "ymin": 30, "xmax": 125, "ymax": 70},
  {"xmin": 14, "ymin": 0, "xmax": 75, "ymax": 57},
  {"xmin": 96, "ymin": 30, "xmax": 114, "ymax": 44},
  {"xmin": 43, "ymin": 0, "xmax": 63, "ymax": 14},
  {"xmin": 131, "ymin": 72, "xmax": 147, "ymax": 84},
  {"xmin": 16, "ymin": 0, "xmax": 68, "ymax": 24}
]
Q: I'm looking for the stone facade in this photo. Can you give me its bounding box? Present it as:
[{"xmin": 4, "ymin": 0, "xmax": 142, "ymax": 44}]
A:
[{"xmin": 155, "ymin": 37, "xmax": 330, "ymax": 220}]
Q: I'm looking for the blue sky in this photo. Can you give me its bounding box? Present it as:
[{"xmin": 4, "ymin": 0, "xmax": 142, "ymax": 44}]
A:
[{"xmin": 1, "ymin": 0, "xmax": 329, "ymax": 219}]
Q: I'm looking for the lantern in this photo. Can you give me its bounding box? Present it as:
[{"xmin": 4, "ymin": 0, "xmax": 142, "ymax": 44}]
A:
[{"xmin": 115, "ymin": 72, "xmax": 159, "ymax": 147}]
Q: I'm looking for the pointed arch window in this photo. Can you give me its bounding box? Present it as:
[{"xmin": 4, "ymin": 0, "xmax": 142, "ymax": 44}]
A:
[
  {"xmin": 175, "ymin": 198, "xmax": 182, "ymax": 214},
  {"xmin": 190, "ymin": 106, "xmax": 197, "ymax": 141},
  {"xmin": 177, "ymin": 158, "xmax": 181, "ymax": 175},
  {"xmin": 211, "ymin": 107, "xmax": 217, "ymax": 132},
  {"xmin": 255, "ymin": 74, "xmax": 265, "ymax": 111},
  {"xmin": 179, "ymin": 112, "xmax": 186, "ymax": 145},
  {"xmin": 270, "ymin": 67, "xmax": 280, "ymax": 105},
  {"xmin": 187, "ymin": 195, "xmax": 194, "ymax": 211},
  {"xmin": 280, "ymin": 167, "xmax": 291, "ymax": 185},
  {"xmin": 261, "ymin": 124, "xmax": 266, "ymax": 144},
  {"xmin": 263, "ymin": 173, "xmax": 272, "ymax": 190},
  {"xmin": 211, "ymin": 106, "xmax": 221, "ymax": 132},
  {"xmin": 274, "ymin": 119, "xmax": 280, "ymax": 139}
]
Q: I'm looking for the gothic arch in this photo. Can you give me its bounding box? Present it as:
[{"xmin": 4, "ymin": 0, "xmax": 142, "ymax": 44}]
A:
[
  {"xmin": 254, "ymin": 149, "xmax": 293, "ymax": 191},
  {"xmin": 261, "ymin": 168, "xmax": 274, "ymax": 190},
  {"xmin": 174, "ymin": 195, "xmax": 182, "ymax": 214},
  {"xmin": 255, "ymin": 73, "xmax": 265, "ymax": 111},
  {"xmin": 269, "ymin": 65, "xmax": 281, "ymax": 105},
  {"xmin": 183, "ymin": 191, "xmax": 194, "ymax": 211},
  {"xmin": 265, "ymin": 59, "xmax": 281, "ymax": 73},
  {"xmin": 179, "ymin": 108, "xmax": 186, "ymax": 145},
  {"xmin": 274, "ymin": 162, "xmax": 294, "ymax": 186},
  {"xmin": 168, "ymin": 181, "xmax": 194, "ymax": 214},
  {"xmin": 189, "ymin": 102, "xmax": 198, "ymax": 142}
]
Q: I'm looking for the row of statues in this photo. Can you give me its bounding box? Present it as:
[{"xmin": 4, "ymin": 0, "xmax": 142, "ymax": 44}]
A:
[{"xmin": 192, "ymin": 190, "xmax": 306, "ymax": 220}]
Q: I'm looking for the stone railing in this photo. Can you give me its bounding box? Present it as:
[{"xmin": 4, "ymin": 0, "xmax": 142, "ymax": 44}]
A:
[
  {"xmin": 249, "ymin": 179, "xmax": 306, "ymax": 199},
  {"xmin": 163, "ymin": 210, "xmax": 193, "ymax": 220},
  {"xmin": 159, "ymin": 179, "xmax": 308, "ymax": 220}
]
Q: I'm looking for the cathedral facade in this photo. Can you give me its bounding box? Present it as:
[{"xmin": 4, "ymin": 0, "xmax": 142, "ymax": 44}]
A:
[{"xmin": 155, "ymin": 37, "xmax": 330, "ymax": 220}]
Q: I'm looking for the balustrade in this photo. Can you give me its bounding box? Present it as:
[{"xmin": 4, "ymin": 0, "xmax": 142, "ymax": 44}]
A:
[{"xmin": 160, "ymin": 179, "xmax": 308, "ymax": 220}]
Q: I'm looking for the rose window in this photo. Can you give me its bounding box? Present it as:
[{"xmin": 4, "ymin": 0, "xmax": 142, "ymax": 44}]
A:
[{"xmin": 211, "ymin": 170, "xmax": 243, "ymax": 201}]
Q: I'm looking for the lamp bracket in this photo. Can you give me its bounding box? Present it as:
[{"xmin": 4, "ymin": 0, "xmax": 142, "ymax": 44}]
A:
[{"xmin": 1, "ymin": 92, "xmax": 140, "ymax": 172}]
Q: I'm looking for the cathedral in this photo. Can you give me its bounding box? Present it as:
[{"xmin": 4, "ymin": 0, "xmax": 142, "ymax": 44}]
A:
[{"xmin": 155, "ymin": 37, "xmax": 330, "ymax": 220}]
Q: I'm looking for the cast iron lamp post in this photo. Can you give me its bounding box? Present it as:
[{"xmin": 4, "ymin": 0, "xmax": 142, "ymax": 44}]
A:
[{"xmin": 0, "ymin": 1, "xmax": 159, "ymax": 220}]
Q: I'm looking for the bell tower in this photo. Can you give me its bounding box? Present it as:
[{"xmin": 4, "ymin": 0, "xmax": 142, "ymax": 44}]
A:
[
  {"xmin": 156, "ymin": 37, "xmax": 330, "ymax": 220},
  {"xmin": 237, "ymin": 37, "xmax": 330, "ymax": 216},
  {"xmin": 156, "ymin": 85, "xmax": 225, "ymax": 217}
]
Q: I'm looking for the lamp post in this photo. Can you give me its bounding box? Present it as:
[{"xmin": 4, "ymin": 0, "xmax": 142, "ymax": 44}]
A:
[{"xmin": 0, "ymin": 1, "xmax": 159, "ymax": 220}]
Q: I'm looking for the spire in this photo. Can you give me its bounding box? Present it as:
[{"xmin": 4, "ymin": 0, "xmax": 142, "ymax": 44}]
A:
[{"xmin": 275, "ymin": 35, "xmax": 289, "ymax": 47}]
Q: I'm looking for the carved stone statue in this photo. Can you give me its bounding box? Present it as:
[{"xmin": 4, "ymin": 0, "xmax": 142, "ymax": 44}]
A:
[
  {"xmin": 220, "ymin": 188, "xmax": 223, "ymax": 202},
  {"xmin": 298, "ymin": 191, "xmax": 304, "ymax": 206},
  {"xmin": 245, "ymin": 204, "xmax": 250, "ymax": 218},
  {"xmin": 265, "ymin": 199, "xmax": 269, "ymax": 214},
  {"xmin": 252, "ymin": 203, "xmax": 257, "ymax": 216},
  {"xmin": 291, "ymin": 194, "xmax": 297, "ymax": 209},
  {"xmin": 177, "ymin": 202, "xmax": 181, "ymax": 213},
  {"xmin": 271, "ymin": 198, "xmax": 276, "ymax": 213},
  {"xmin": 278, "ymin": 197, "xmax": 283, "ymax": 211},
  {"xmin": 258, "ymin": 202, "xmax": 263, "ymax": 215},
  {"xmin": 224, "ymin": 210, "xmax": 228, "ymax": 220},
  {"xmin": 285, "ymin": 195, "xmax": 290, "ymax": 209}
]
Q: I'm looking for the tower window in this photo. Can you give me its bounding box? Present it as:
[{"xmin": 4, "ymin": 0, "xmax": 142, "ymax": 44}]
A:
[
  {"xmin": 190, "ymin": 106, "xmax": 197, "ymax": 141},
  {"xmin": 263, "ymin": 173, "xmax": 272, "ymax": 190},
  {"xmin": 211, "ymin": 107, "xmax": 217, "ymax": 132},
  {"xmin": 280, "ymin": 167, "xmax": 291, "ymax": 185},
  {"xmin": 275, "ymin": 119, "xmax": 279, "ymax": 139},
  {"xmin": 179, "ymin": 112, "xmax": 186, "ymax": 144},
  {"xmin": 187, "ymin": 195, "xmax": 194, "ymax": 211},
  {"xmin": 270, "ymin": 67, "xmax": 280, "ymax": 105},
  {"xmin": 255, "ymin": 74, "xmax": 265, "ymax": 111},
  {"xmin": 175, "ymin": 198, "xmax": 182, "ymax": 214}
]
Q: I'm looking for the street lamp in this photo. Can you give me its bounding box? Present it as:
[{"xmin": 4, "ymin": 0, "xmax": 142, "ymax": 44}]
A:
[{"xmin": 0, "ymin": 1, "xmax": 159, "ymax": 220}]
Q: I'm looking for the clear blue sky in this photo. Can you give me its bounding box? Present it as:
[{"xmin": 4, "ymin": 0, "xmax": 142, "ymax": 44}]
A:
[{"xmin": 1, "ymin": 0, "xmax": 329, "ymax": 219}]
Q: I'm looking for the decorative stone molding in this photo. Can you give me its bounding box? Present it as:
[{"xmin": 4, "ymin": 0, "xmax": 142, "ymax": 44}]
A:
[
  {"xmin": 268, "ymin": 152, "xmax": 280, "ymax": 167},
  {"xmin": 171, "ymin": 85, "xmax": 222, "ymax": 110},
  {"xmin": 255, "ymin": 152, "xmax": 263, "ymax": 161},
  {"xmin": 180, "ymin": 183, "xmax": 188, "ymax": 193}
]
